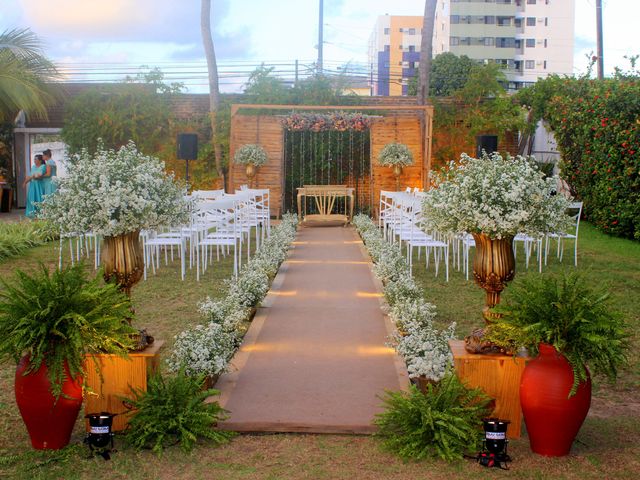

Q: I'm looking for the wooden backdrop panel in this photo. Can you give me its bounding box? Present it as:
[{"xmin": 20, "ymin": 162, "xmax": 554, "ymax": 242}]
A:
[
  {"xmin": 229, "ymin": 115, "xmax": 285, "ymax": 215},
  {"xmin": 370, "ymin": 116, "xmax": 425, "ymax": 208},
  {"xmin": 229, "ymin": 105, "xmax": 432, "ymax": 217}
]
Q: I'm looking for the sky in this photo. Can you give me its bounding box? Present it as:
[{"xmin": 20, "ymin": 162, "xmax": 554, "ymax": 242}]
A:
[{"xmin": 0, "ymin": 0, "xmax": 637, "ymax": 93}]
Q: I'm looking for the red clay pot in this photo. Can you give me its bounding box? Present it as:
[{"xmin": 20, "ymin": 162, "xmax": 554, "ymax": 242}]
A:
[
  {"xmin": 14, "ymin": 355, "xmax": 83, "ymax": 450},
  {"xmin": 520, "ymin": 343, "xmax": 591, "ymax": 456}
]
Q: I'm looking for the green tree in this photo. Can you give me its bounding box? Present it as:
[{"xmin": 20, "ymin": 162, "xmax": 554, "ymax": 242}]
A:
[
  {"xmin": 0, "ymin": 28, "xmax": 57, "ymax": 121},
  {"xmin": 61, "ymin": 69, "xmax": 182, "ymax": 155},
  {"xmin": 432, "ymin": 62, "xmax": 525, "ymax": 167},
  {"xmin": 243, "ymin": 64, "xmax": 290, "ymax": 103},
  {"xmin": 430, "ymin": 52, "xmax": 477, "ymax": 96}
]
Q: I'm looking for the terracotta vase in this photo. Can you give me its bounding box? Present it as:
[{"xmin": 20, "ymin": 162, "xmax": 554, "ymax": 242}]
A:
[
  {"xmin": 471, "ymin": 233, "xmax": 515, "ymax": 322},
  {"xmin": 15, "ymin": 355, "xmax": 83, "ymax": 450},
  {"xmin": 102, "ymin": 230, "xmax": 144, "ymax": 296},
  {"xmin": 520, "ymin": 343, "xmax": 591, "ymax": 456},
  {"xmin": 392, "ymin": 164, "xmax": 402, "ymax": 192}
]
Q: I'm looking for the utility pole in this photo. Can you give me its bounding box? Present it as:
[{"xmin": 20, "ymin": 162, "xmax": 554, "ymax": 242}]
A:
[
  {"xmin": 596, "ymin": 0, "xmax": 604, "ymax": 79},
  {"xmin": 318, "ymin": 0, "xmax": 324, "ymax": 73}
]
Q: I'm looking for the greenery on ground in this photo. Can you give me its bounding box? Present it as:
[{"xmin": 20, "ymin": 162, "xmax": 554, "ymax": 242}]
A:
[
  {"xmin": 0, "ymin": 220, "xmax": 57, "ymax": 262},
  {"xmin": 375, "ymin": 375, "xmax": 492, "ymax": 461},
  {"xmin": 124, "ymin": 371, "xmax": 234, "ymax": 454},
  {"xmin": 487, "ymin": 272, "xmax": 629, "ymax": 396},
  {"xmin": 0, "ymin": 263, "xmax": 135, "ymax": 398},
  {"xmin": 516, "ymin": 65, "xmax": 640, "ymax": 239},
  {"xmin": 0, "ymin": 221, "xmax": 638, "ymax": 478}
]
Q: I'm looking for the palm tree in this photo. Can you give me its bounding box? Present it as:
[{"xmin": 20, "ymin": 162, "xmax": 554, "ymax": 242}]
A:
[
  {"xmin": 417, "ymin": 0, "xmax": 437, "ymax": 105},
  {"xmin": 200, "ymin": 0, "xmax": 224, "ymax": 184},
  {"xmin": 0, "ymin": 28, "xmax": 57, "ymax": 121}
]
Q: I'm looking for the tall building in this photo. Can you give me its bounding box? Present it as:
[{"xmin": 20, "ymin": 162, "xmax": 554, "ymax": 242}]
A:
[
  {"xmin": 368, "ymin": 15, "xmax": 423, "ymax": 96},
  {"xmin": 369, "ymin": 0, "xmax": 575, "ymax": 94}
]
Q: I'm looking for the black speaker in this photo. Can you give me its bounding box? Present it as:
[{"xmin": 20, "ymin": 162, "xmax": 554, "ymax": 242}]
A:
[
  {"xmin": 476, "ymin": 135, "xmax": 498, "ymax": 158},
  {"xmin": 177, "ymin": 133, "xmax": 198, "ymax": 160}
]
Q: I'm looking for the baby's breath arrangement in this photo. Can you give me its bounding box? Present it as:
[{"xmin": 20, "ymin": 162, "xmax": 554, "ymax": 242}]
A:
[
  {"xmin": 233, "ymin": 144, "xmax": 268, "ymax": 167},
  {"xmin": 377, "ymin": 143, "xmax": 414, "ymax": 167},
  {"xmin": 167, "ymin": 214, "xmax": 298, "ymax": 378},
  {"xmin": 422, "ymin": 152, "xmax": 572, "ymax": 239},
  {"xmin": 353, "ymin": 214, "xmax": 455, "ymax": 382},
  {"xmin": 39, "ymin": 142, "xmax": 190, "ymax": 237}
]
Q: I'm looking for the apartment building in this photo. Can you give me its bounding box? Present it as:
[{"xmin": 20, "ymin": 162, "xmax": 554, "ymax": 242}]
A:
[
  {"xmin": 368, "ymin": 15, "xmax": 423, "ymax": 96},
  {"xmin": 369, "ymin": 0, "xmax": 575, "ymax": 94}
]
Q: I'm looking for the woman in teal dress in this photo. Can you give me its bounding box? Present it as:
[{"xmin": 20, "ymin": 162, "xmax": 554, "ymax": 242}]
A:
[
  {"xmin": 41, "ymin": 148, "xmax": 57, "ymax": 196},
  {"xmin": 24, "ymin": 154, "xmax": 46, "ymax": 218}
]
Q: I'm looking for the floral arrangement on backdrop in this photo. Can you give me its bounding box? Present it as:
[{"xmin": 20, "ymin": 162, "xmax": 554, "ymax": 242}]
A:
[
  {"xmin": 282, "ymin": 112, "xmax": 372, "ymax": 132},
  {"xmin": 353, "ymin": 214, "xmax": 455, "ymax": 382},
  {"xmin": 167, "ymin": 214, "xmax": 298, "ymax": 379},
  {"xmin": 377, "ymin": 143, "xmax": 414, "ymax": 167},
  {"xmin": 39, "ymin": 142, "xmax": 190, "ymax": 237},
  {"xmin": 422, "ymin": 152, "xmax": 572, "ymax": 239},
  {"xmin": 233, "ymin": 144, "xmax": 268, "ymax": 167}
]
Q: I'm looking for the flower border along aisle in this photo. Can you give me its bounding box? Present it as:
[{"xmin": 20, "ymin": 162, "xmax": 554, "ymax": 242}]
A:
[
  {"xmin": 167, "ymin": 214, "xmax": 298, "ymax": 382},
  {"xmin": 353, "ymin": 214, "xmax": 455, "ymax": 383}
]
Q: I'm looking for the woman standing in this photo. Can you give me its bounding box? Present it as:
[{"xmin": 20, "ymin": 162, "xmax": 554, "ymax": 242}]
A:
[
  {"xmin": 24, "ymin": 154, "xmax": 46, "ymax": 217},
  {"xmin": 41, "ymin": 148, "xmax": 57, "ymax": 196}
]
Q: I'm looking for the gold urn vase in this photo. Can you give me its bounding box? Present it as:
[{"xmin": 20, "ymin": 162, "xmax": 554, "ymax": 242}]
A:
[
  {"xmin": 102, "ymin": 230, "xmax": 144, "ymax": 296},
  {"xmin": 245, "ymin": 163, "xmax": 257, "ymax": 188},
  {"xmin": 471, "ymin": 233, "xmax": 515, "ymax": 322},
  {"xmin": 392, "ymin": 164, "xmax": 403, "ymax": 191}
]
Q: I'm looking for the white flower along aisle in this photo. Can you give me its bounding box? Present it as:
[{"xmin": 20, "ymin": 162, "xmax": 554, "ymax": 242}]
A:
[
  {"xmin": 167, "ymin": 214, "xmax": 298, "ymax": 381},
  {"xmin": 353, "ymin": 214, "xmax": 455, "ymax": 382}
]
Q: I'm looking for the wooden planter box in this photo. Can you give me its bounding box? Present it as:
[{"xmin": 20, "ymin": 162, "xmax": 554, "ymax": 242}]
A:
[
  {"xmin": 84, "ymin": 341, "xmax": 164, "ymax": 432},
  {"xmin": 449, "ymin": 340, "xmax": 527, "ymax": 438}
]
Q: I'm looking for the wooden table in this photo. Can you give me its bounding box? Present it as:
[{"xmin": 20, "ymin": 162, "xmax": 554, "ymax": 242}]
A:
[
  {"xmin": 296, "ymin": 185, "xmax": 355, "ymax": 226},
  {"xmin": 449, "ymin": 340, "xmax": 527, "ymax": 438},
  {"xmin": 84, "ymin": 341, "xmax": 164, "ymax": 432}
]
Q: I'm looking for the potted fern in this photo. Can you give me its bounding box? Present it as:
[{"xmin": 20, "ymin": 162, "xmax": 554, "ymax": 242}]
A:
[
  {"xmin": 485, "ymin": 272, "xmax": 628, "ymax": 456},
  {"xmin": 0, "ymin": 264, "xmax": 136, "ymax": 450}
]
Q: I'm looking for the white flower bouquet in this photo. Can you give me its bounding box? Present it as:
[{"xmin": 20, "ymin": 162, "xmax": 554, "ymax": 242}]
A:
[
  {"xmin": 233, "ymin": 144, "xmax": 268, "ymax": 167},
  {"xmin": 39, "ymin": 142, "xmax": 190, "ymax": 237},
  {"xmin": 377, "ymin": 143, "xmax": 414, "ymax": 167},
  {"xmin": 422, "ymin": 153, "xmax": 572, "ymax": 239}
]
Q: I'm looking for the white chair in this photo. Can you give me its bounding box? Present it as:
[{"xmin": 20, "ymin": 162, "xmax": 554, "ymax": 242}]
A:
[
  {"xmin": 396, "ymin": 197, "xmax": 449, "ymax": 281},
  {"xmin": 143, "ymin": 228, "xmax": 187, "ymax": 281},
  {"xmin": 545, "ymin": 202, "xmax": 583, "ymax": 266},
  {"xmin": 514, "ymin": 233, "xmax": 544, "ymax": 272},
  {"xmin": 196, "ymin": 197, "xmax": 240, "ymax": 280}
]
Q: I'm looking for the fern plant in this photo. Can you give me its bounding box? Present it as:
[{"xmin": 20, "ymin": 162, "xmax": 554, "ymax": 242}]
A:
[
  {"xmin": 124, "ymin": 371, "xmax": 235, "ymax": 454},
  {"xmin": 0, "ymin": 263, "xmax": 135, "ymax": 398},
  {"xmin": 487, "ymin": 272, "xmax": 629, "ymax": 396},
  {"xmin": 375, "ymin": 372, "xmax": 492, "ymax": 461}
]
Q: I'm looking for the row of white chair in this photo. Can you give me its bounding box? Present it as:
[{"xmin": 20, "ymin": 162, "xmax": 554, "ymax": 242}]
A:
[
  {"xmin": 380, "ymin": 190, "xmax": 450, "ymax": 281},
  {"xmin": 378, "ymin": 190, "xmax": 583, "ymax": 282},
  {"xmin": 57, "ymin": 188, "xmax": 271, "ymax": 282}
]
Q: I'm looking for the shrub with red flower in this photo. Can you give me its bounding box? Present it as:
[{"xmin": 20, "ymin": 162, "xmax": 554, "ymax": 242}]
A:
[{"xmin": 518, "ymin": 75, "xmax": 640, "ymax": 239}]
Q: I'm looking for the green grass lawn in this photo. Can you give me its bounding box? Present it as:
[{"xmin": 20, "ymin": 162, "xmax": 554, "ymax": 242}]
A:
[{"xmin": 0, "ymin": 223, "xmax": 639, "ymax": 479}]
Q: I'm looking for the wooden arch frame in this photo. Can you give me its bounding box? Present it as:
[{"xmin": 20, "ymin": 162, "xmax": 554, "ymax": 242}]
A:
[{"xmin": 228, "ymin": 104, "xmax": 433, "ymax": 216}]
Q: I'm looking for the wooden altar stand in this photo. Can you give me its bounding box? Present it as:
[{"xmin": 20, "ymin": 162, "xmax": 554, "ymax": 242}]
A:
[{"xmin": 296, "ymin": 185, "xmax": 355, "ymax": 227}]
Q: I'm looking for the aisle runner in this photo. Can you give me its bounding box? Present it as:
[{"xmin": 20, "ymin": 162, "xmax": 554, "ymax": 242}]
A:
[{"xmin": 216, "ymin": 226, "xmax": 408, "ymax": 434}]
